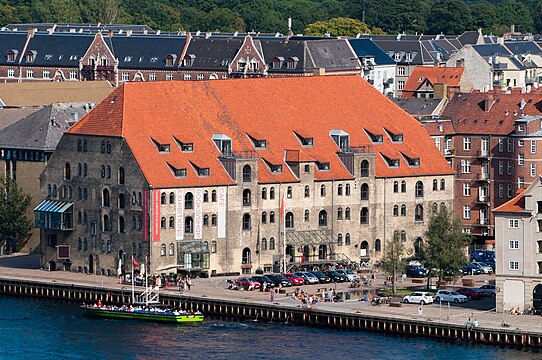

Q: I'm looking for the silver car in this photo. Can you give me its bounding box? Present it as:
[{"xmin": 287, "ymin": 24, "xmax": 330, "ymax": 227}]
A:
[
  {"xmin": 336, "ymin": 270, "xmax": 358, "ymax": 282},
  {"xmin": 295, "ymin": 272, "xmax": 320, "ymax": 284},
  {"xmin": 474, "ymin": 262, "xmax": 493, "ymax": 274}
]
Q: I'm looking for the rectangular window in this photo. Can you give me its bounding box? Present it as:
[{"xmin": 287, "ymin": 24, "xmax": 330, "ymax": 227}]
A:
[
  {"xmin": 498, "ymin": 161, "xmax": 503, "ymax": 175},
  {"xmin": 508, "ymin": 261, "xmax": 519, "ymax": 270},
  {"xmin": 166, "ymin": 73, "xmax": 173, "ymax": 80},
  {"xmin": 398, "ymin": 67, "xmax": 405, "ymax": 76},
  {"xmin": 463, "ymin": 183, "xmax": 471, "ymax": 196},
  {"xmin": 518, "ymin": 139, "xmax": 524, "ymax": 147},
  {"xmin": 184, "ymin": 74, "xmax": 192, "ymax": 80},
  {"xmin": 507, "ymin": 161, "xmax": 513, "ymax": 175},
  {"xmin": 26, "ymin": 69, "xmax": 33, "ymax": 78},
  {"xmin": 122, "ymin": 72, "xmax": 129, "ymax": 81},
  {"xmin": 70, "ymin": 70, "xmax": 77, "ymax": 80},
  {"xmin": 498, "ymin": 139, "xmax": 503, "ymax": 152},
  {"xmin": 398, "ymin": 80, "xmax": 405, "ymax": 90},
  {"xmin": 507, "ymin": 138, "xmax": 513, "ymax": 152},
  {"xmin": 507, "ymin": 184, "xmax": 513, "ymax": 198},
  {"xmin": 531, "ymin": 163, "xmax": 536, "ymax": 177},
  {"xmin": 518, "ymin": 124, "xmax": 525, "ymax": 132},
  {"xmin": 509, "ymin": 240, "xmax": 519, "ymax": 249},
  {"xmin": 532, "ymin": 140, "xmax": 537, "ymax": 154},
  {"xmin": 434, "ymin": 138, "xmax": 440, "ymax": 150},
  {"xmin": 463, "ymin": 137, "xmax": 471, "ymax": 151},
  {"xmin": 518, "ymin": 177, "xmax": 524, "ymax": 189},
  {"xmin": 509, "ymin": 219, "xmax": 519, "ymax": 228},
  {"xmin": 461, "ymin": 160, "xmax": 470, "ymax": 174},
  {"xmin": 518, "ymin": 154, "xmax": 524, "ymax": 165},
  {"xmin": 197, "ymin": 74, "xmax": 204, "ymax": 80},
  {"xmin": 463, "ymin": 206, "xmax": 471, "ymax": 219},
  {"xmin": 498, "ymin": 184, "xmax": 503, "ymax": 198},
  {"xmin": 43, "ymin": 69, "xmax": 50, "ymax": 79},
  {"xmin": 7, "ymin": 69, "xmax": 14, "ymax": 77},
  {"xmin": 149, "ymin": 73, "xmax": 157, "ymax": 81}
]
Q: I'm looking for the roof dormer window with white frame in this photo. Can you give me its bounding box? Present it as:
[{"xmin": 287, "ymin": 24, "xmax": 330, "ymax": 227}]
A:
[
  {"xmin": 272, "ymin": 57, "xmax": 284, "ymax": 69},
  {"xmin": 183, "ymin": 54, "xmax": 195, "ymax": 67},
  {"xmin": 25, "ymin": 50, "xmax": 36, "ymax": 63},
  {"xmin": 330, "ymin": 129, "xmax": 350, "ymax": 152},
  {"xmin": 316, "ymin": 162, "xmax": 330, "ymax": 171},
  {"xmin": 287, "ymin": 57, "xmax": 299, "ymax": 69},
  {"xmin": 212, "ymin": 134, "xmax": 232, "ymax": 157},
  {"xmin": 6, "ymin": 50, "xmax": 17, "ymax": 62}
]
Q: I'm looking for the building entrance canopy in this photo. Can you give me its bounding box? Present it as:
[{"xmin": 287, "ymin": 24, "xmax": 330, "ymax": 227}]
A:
[{"xmin": 285, "ymin": 230, "xmax": 335, "ymax": 247}]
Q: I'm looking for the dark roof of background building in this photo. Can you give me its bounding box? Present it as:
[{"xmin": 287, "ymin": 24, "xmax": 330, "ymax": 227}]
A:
[
  {"xmin": 304, "ymin": 39, "xmax": 359, "ymax": 71},
  {"xmin": 183, "ymin": 37, "xmax": 243, "ymax": 70},
  {"xmin": 348, "ymin": 38, "xmax": 395, "ymax": 65},
  {"xmin": 472, "ymin": 43, "xmax": 512, "ymax": 58},
  {"xmin": 0, "ymin": 31, "xmax": 28, "ymax": 65},
  {"xmin": 392, "ymin": 98, "xmax": 446, "ymax": 116},
  {"xmin": 504, "ymin": 41, "xmax": 542, "ymax": 56},
  {"xmin": 457, "ymin": 31, "xmax": 482, "ymax": 46},
  {"xmin": 4, "ymin": 23, "xmax": 155, "ymax": 34},
  {"xmin": 22, "ymin": 33, "xmax": 94, "ymax": 67},
  {"xmin": 0, "ymin": 107, "xmax": 41, "ymax": 130}
]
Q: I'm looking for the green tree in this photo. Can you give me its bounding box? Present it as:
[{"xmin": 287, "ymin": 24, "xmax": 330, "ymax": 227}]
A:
[
  {"xmin": 365, "ymin": 0, "xmax": 428, "ymax": 34},
  {"xmin": 304, "ymin": 17, "xmax": 379, "ymax": 37},
  {"xmin": 427, "ymin": 0, "xmax": 473, "ymax": 35},
  {"xmin": 422, "ymin": 205, "xmax": 469, "ymax": 284},
  {"xmin": 203, "ymin": 8, "xmax": 244, "ymax": 32},
  {"xmin": 31, "ymin": 0, "xmax": 82, "ymax": 23},
  {"xmin": 0, "ymin": 177, "xmax": 32, "ymax": 254},
  {"xmin": 470, "ymin": 1, "xmax": 498, "ymax": 33},
  {"xmin": 380, "ymin": 230, "xmax": 406, "ymax": 294},
  {"xmin": 495, "ymin": 0, "xmax": 535, "ymax": 34}
]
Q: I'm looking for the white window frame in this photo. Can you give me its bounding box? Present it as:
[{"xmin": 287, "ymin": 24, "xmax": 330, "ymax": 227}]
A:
[
  {"xmin": 507, "ymin": 161, "xmax": 513, "ymax": 176},
  {"xmin": 398, "ymin": 67, "xmax": 405, "ymax": 76},
  {"xmin": 461, "ymin": 160, "xmax": 471, "ymax": 174},
  {"xmin": 463, "ymin": 137, "xmax": 471, "ymax": 151},
  {"xmin": 197, "ymin": 73, "xmax": 205, "ymax": 80},
  {"xmin": 531, "ymin": 163, "xmax": 536, "ymax": 177},
  {"xmin": 498, "ymin": 138, "xmax": 503, "ymax": 152},
  {"xmin": 509, "ymin": 240, "xmax": 519, "ymax": 249},
  {"xmin": 463, "ymin": 183, "xmax": 471, "ymax": 196},
  {"xmin": 498, "ymin": 184, "xmax": 503, "ymax": 198},
  {"xmin": 498, "ymin": 161, "xmax": 503, "ymax": 175},
  {"xmin": 166, "ymin": 73, "xmax": 173, "ymax": 80},
  {"xmin": 26, "ymin": 69, "xmax": 33, "ymax": 78},
  {"xmin": 531, "ymin": 140, "xmax": 537, "ymax": 154},
  {"xmin": 7, "ymin": 68, "xmax": 14, "ymax": 77},
  {"xmin": 398, "ymin": 80, "xmax": 405, "ymax": 90},
  {"xmin": 122, "ymin": 72, "xmax": 129, "ymax": 81},
  {"xmin": 508, "ymin": 261, "xmax": 519, "ymax": 270},
  {"xmin": 518, "ymin": 139, "xmax": 524, "ymax": 147},
  {"xmin": 463, "ymin": 206, "xmax": 471, "ymax": 220},
  {"xmin": 184, "ymin": 74, "xmax": 192, "ymax": 80},
  {"xmin": 149, "ymin": 73, "xmax": 157, "ymax": 81},
  {"xmin": 507, "ymin": 184, "xmax": 513, "ymax": 198},
  {"xmin": 509, "ymin": 219, "xmax": 519, "ymax": 228},
  {"xmin": 518, "ymin": 177, "xmax": 524, "ymax": 189},
  {"xmin": 518, "ymin": 154, "xmax": 524, "ymax": 166}
]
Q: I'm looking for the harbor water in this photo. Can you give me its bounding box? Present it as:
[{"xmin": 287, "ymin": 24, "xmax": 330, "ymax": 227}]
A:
[{"xmin": 0, "ymin": 295, "xmax": 538, "ymax": 360}]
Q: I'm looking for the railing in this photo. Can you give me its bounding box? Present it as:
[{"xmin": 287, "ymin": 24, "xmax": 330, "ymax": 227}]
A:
[
  {"xmin": 339, "ymin": 145, "xmax": 375, "ymax": 154},
  {"xmin": 444, "ymin": 149, "xmax": 454, "ymax": 156},
  {"xmin": 477, "ymin": 195, "xmax": 490, "ymax": 203},
  {"xmin": 477, "ymin": 173, "xmax": 490, "ymax": 181},
  {"xmin": 473, "ymin": 219, "xmax": 490, "ymax": 226},
  {"xmin": 137, "ymin": 285, "xmax": 160, "ymax": 304}
]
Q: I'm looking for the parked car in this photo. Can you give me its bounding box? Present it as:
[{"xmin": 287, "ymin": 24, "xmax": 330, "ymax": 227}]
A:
[
  {"xmin": 295, "ymin": 272, "xmax": 320, "ymax": 285},
  {"xmin": 462, "ymin": 263, "xmax": 481, "ymax": 275},
  {"xmin": 434, "ymin": 290, "xmax": 468, "ymax": 303},
  {"xmin": 311, "ymin": 271, "xmax": 331, "ymax": 283},
  {"xmin": 265, "ymin": 274, "xmax": 293, "ymax": 287},
  {"xmin": 471, "ymin": 250, "xmax": 495, "ymax": 263},
  {"xmin": 284, "ymin": 273, "xmax": 305, "ymax": 286},
  {"xmin": 235, "ymin": 277, "xmax": 260, "ymax": 290},
  {"xmin": 325, "ymin": 271, "xmax": 348, "ymax": 283},
  {"xmin": 473, "ymin": 262, "xmax": 493, "ymax": 274},
  {"xmin": 478, "ymin": 284, "xmax": 497, "ymax": 298},
  {"xmin": 405, "ymin": 265, "xmax": 427, "ymax": 278},
  {"xmin": 403, "ymin": 292, "xmax": 434, "ymax": 305},
  {"xmin": 456, "ymin": 288, "xmax": 484, "ymax": 300},
  {"xmin": 251, "ymin": 276, "xmax": 275, "ymax": 289}
]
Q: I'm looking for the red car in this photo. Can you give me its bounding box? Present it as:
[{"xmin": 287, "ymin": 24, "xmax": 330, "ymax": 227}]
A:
[
  {"xmin": 283, "ymin": 273, "xmax": 305, "ymax": 286},
  {"xmin": 457, "ymin": 287, "xmax": 484, "ymax": 300},
  {"xmin": 235, "ymin": 277, "xmax": 261, "ymax": 290}
]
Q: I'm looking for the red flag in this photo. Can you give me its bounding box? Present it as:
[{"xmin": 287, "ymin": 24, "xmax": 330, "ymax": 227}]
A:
[
  {"xmin": 132, "ymin": 255, "xmax": 138, "ymax": 268},
  {"xmin": 280, "ymin": 192, "xmax": 285, "ymax": 219}
]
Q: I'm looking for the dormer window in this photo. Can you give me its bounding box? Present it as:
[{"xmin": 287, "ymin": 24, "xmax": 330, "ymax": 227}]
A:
[
  {"xmin": 124, "ymin": 56, "xmax": 132, "ymax": 62},
  {"xmin": 287, "ymin": 57, "xmax": 299, "ymax": 69},
  {"xmin": 385, "ymin": 129, "xmax": 403, "ymax": 143},
  {"xmin": 191, "ymin": 162, "xmax": 210, "ymax": 177},
  {"xmin": 165, "ymin": 54, "xmax": 177, "ymax": 67},
  {"xmin": 25, "ymin": 50, "xmax": 36, "ymax": 63},
  {"xmin": 238, "ymin": 59, "xmax": 246, "ymax": 71},
  {"xmin": 174, "ymin": 137, "xmax": 193, "ymax": 152},
  {"xmin": 250, "ymin": 59, "xmax": 259, "ymax": 71},
  {"xmin": 212, "ymin": 134, "xmax": 232, "ymax": 157},
  {"xmin": 401, "ymin": 153, "xmax": 420, "ymax": 167},
  {"xmin": 183, "ymin": 54, "xmax": 195, "ymax": 67},
  {"xmin": 270, "ymin": 164, "xmax": 282, "ymax": 173},
  {"xmin": 381, "ymin": 154, "xmax": 400, "ymax": 168},
  {"xmin": 273, "ymin": 56, "xmax": 284, "ymax": 69},
  {"xmin": 167, "ymin": 163, "xmax": 187, "ymax": 178},
  {"xmin": 151, "ymin": 138, "xmax": 170, "ymax": 153},
  {"xmin": 150, "ymin": 57, "xmax": 158, "ymax": 63},
  {"xmin": 294, "ymin": 132, "xmax": 313, "ymax": 147},
  {"xmin": 406, "ymin": 53, "xmax": 413, "ymax": 61},
  {"xmin": 247, "ymin": 134, "xmax": 266, "ymax": 149},
  {"xmin": 6, "ymin": 50, "xmax": 17, "ymax": 62},
  {"xmin": 330, "ymin": 130, "xmax": 350, "ymax": 152},
  {"xmin": 317, "ymin": 162, "xmax": 330, "ymax": 171},
  {"xmin": 364, "ymin": 129, "xmax": 383, "ymax": 144},
  {"xmin": 518, "ymin": 124, "xmax": 525, "ymax": 132},
  {"xmin": 393, "ymin": 53, "xmax": 401, "ymax": 61}
]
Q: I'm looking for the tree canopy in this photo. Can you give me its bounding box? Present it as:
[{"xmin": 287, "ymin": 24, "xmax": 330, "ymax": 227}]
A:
[
  {"xmin": 0, "ymin": 0, "xmax": 541, "ymax": 35},
  {"xmin": 0, "ymin": 177, "xmax": 32, "ymax": 254},
  {"xmin": 380, "ymin": 230, "xmax": 407, "ymax": 294}
]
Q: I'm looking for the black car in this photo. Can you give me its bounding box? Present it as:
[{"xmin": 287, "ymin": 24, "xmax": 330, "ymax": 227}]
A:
[
  {"xmin": 312, "ymin": 271, "xmax": 331, "ymax": 283},
  {"xmin": 251, "ymin": 276, "xmax": 275, "ymax": 288},
  {"xmin": 264, "ymin": 274, "xmax": 293, "ymax": 287},
  {"xmin": 405, "ymin": 265, "xmax": 427, "ymax": 278},
  {"xmin": 325, "ymin": 271, "xmax": 348, "ymax": 282}
]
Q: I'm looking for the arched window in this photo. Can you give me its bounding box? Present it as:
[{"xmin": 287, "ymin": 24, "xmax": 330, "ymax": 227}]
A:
[
  {"xmin": 433, "ymin": 179, "xmax": 438, "ymax": 191},
  {"xmin": 78, "ymin": 163, "xmax": 82, "ymax": 176},
  {"xmin": 401, "ymin": 180, "xmax": 407, "ymax": 193},
  {"xmin": 320, "ymin": 184, "xmax": 326, "ymax": 197},
  {"xmin": 337, "ymin": 233, "xmax": 343, "ymax": 246},
  {"xmin": 185, "ymin": 192, "xmax": 193, "ymax": 209},
  {"xmin": 101, "ymin": 141, "xmax": 106, "ymax": 153},
  {"xmin": 243, "ymin": 165, "xmax": 251, "ymax": 182},
  {"xmin": 203, "ymin": 191, "xmax": 209, "ymax": 202},
  {"xmin": 285, "ymin": 212, "xmax": 294, "ymax": 228},
  {"xmin": 52, "ymin": 185, "xmax": 57, "ymax": 197},
  {"xmin": 304, "ymin": 209, "xmax": 310, "ymax": 222},
  {"xmin": 261, "ymin": 238, "xmax": 267, "ymax": 250},
  {"xmin": 338, "ymin": 184, "xmax": 343, "ymax": 196},
  {"xmin": 132, "ymin": 215, "xmax": 137, "ymax": 230},
  {"xmin": 287, "ymin": 186, "xmax": 292, "ymax": 198},
  {"xmin": 160, "ymin": 244, "xmax": 166, "ymax": 256},
  {"xmin": 393, "ymin": 181, "xmax": 399, "ymax": 193},
  {"xmin": 345, "ymin": 184, "xmax": 351, "ymax": 196},
  {"xmin": 102, "ymin": 188, "xmax": 110, "ymax": 207},
  {"xmin": 161, "ymin": 192, "xmax": 166, "ymax": 204},
  {"xmin": 169, "ymin": 243, "xmax": 175, "ymax": 256},
  {"xmin": 203, "ymin": 214, "xmax": 209, "ymax": 226},
  {"xmin": 270, "ymin": 187, "xmax": 275, "ymax": 199},
  {"xmin": 138, "ymin": 216, "xmax": 142, "ymax": 230},
  {"xmin": 393, "ymin": 205, "xmax": 399, "ymax": 216},
  {"xmin": 48, "ymin": 184, "xmax": 52, "ymax": 197},
  {"xmin": 64, "ymin": 163, "xmax": 71, "ymax": 180},
  {"xmin": 401, "ymin": 204, "xmax": 407, "ymax": 216},
  {"xmin": 106, "ymin": 141, "xmax": 111, "ymax": 154},
  {"xmin": 318, "ymin": 210, "xmax": 328, "ymax": 227},
  {"xmin": 345, "ymin": 233, "xmax": 351, "ymax": 245},
  {"xmin": 401, "ymin": 230, "xmax": 407, "ymax": 242},
  {"xmin": 118, "ymin": 193, "xmax": 125, "ymax": 209},
  {"xmin": 361, "ymin": 160, "xmax": 369, "ymax": 177},
  {"xmin": 83, "ymin": 140, "xmax": 87, "ymax": 152},
  {"xmin": 211, "ymin": 214, "xmax": 217, "ymax": 226},
  {"xmin": 169, "ymin": 192, "xmax": 175, "ymax": 204},
  {"xmin": 361, "ymin": 183, "xmax": 369, "ymax": 200},
  {"xmin": 107, "ymin": 165, "xmax": 111, "ymax": 179},
  {"xmin": 337, "ymin": 207, "xmax": 343, "ymax": 220},
  {"xmin": 262, "ymin": 187, "xmax": 267, "ymax": 200},
  {"xmin": 78, "ymin": 187, "xmax": 83, "ymax": 200},
  {"xmin": 161, "ymin": 217, "xmax": 166, "ymax": 229},
  {"xmin": 118, "ymin": 167, "xmax": 125, "ymax": 185},
  {"xmin": 261, "ymin": 212, "xmax": 267, "ymax": 224},
  {"xmin": 304, "ymin": 185, "xmax": 310, "ymax": 198},
  {"xmin": 433, "ymin": 202, "xmax": 438, "ymax": 212},
  {"xmin": 211, "ymin": 241, "xmax": 217, "ymax": 253},
  {"xmin": 169, "ymin": 216, "xmax": 175, "ymax": 228},
  {"xmin": 360, "ymin": 207, "xmax": 369, "ymax": 224},
  {"xmin": 101, "ymin": 165, "xmax": 105, "ymax": 178},
  {"xmin": 77, "ymin": 211, "xmax": 82, "ymax": 224},
  {"xmin": 270, "ymin": 211, "xmax": 275, "ymax": 223},
  {"xmin": 361, "ymin": 241, "xmax": 369, "ymax": 255},
  {"xmin": 77, "ymin": 140, "xmax": 82, "ymax": 152},
  {"xmin": 415, "ymin": 181, "xmax": 424, "ymax": 197},
  {"xmin": 242, "ymin": 248, "xmax": 251, "ymax": 264},
  {"xmin": 375, "ymin": 239, "xmax": 382, "ymax": 252},
  {"xmin": 103, "ymin": 214, "xmax": 110, "ymax": 231},
  {"xmin": 69, "ymin": 186, "xmax": 73, "ymax": 199},
  {"xmin": 415, "ymin": 204, "xmax": 424, "ymax": 221},
  {"xmin": 106, "ymin": 240, "xmax": 111, "ymax": 253},
  {"xmin": 212, "ymin": 190, "xmax": 217, "ymax": 202},
  {"xmin": 440, "ymin": 179, "xmax": 446, "ymax": 190},
  {"xmin": 185, "ymin": 217, "xmax": 193, "ymax": 233},
  {"xmin": 83, "ymin": 164, "xmax": 87, "ymax": 177},
  {"xmin": 84, "ymin": 238, "xmax": 88, "ymax": 251},
  {"xmin": 269, "ymin": 237, "xmax": 275, "ymax": 250},
  {"xmin": 414, "ymin": 237, "xmax": 423, "ymax": 257},
  {"xmin": 345, "ymin": 207, "xmax": 351, "ymax": 220},
  {"xmin": 132, "ymin": 191, "xmax": 137, "ymax": 204},
  {"xmin": 78, "ymin": 238, "xmax": 82, "ymax": 250},
  {"xmin": 242, "ymin": 214, "xmax": 251, "ymax": 230},
  {"xmin": 119, "ymin": 216, "xmax": 125, "ymax": 233},
  {"xmin": 83, "ymin": 188, "xmax": 88, "ymax": 200},
  {"xmin": 243, "ymin": 189, "xmax": 251, "ymax": 206},
  {"xmin": 83, "ymin": 211, "xmax": 87, "ymax": 224}
]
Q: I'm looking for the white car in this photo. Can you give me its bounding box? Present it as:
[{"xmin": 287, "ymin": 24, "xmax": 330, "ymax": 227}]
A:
[
  {"xmin": 434, "ymin": 290, "xmax": 468, "ymax": 303},
  {"xmin": 403, "ymin": 292, "xmax": 434, "ymax": 305},
  {"xmin": 343, "ymin": 269, "xmax": 359, "ymax": 281},
  {"xmin": 474, "ymin": 262, "xmax": 492, "ymax": 274},
  {"xmin": 479, "ymin": 284, "xmax": 497, "ymax": 298}
]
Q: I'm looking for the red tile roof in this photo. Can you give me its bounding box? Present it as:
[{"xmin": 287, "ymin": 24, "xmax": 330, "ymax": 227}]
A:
[
  {"xmin": 421, "ymin": 119, "xmax": 455, "ymax": 136},
  {"xmin": 441, "ymin": 91, "xmax": 542, "ymax": 135},
  {"xmin": 68, "ymin": 76, "xmax": 453, "ymax": 188},
  {"xmin": 402, "ymin": 66, "xmax": 464, "ymax": 98},
  {"xmin": 493, "ymin": 189, "xmax": 527, "ymax": 213}
]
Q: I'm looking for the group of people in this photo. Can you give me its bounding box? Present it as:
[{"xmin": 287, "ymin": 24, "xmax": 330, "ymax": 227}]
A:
[
  {"xmin": 90, "ymin": 300, "xmax": 199, "ymax": 316},
  {"xmin": 289, "ymin": 287, "xmax": 337, "ymax": 308},
  {"xmin": 465, "ymin": 318, "xmax": 479, "ymax": 330},
  {"xmin": 177, "ymin": 274, "xmax": 192, "ymax": 293},
  {"xmin": 509, "ymin": 307, "xmax": 523, "ymax": 315}
]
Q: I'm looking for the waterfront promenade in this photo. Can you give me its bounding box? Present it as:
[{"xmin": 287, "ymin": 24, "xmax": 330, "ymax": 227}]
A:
[{"xmin": 0, "ymin": 253, "xmax": 541, "ymax": 336}]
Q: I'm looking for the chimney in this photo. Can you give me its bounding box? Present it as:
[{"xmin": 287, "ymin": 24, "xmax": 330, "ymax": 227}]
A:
[
  {"xmin": 313, "ymin": 68, "xmax": 325, "ymax": 76},
  {"xmin": 433, "ymin": 83, "xmax": 448, "ymax": 99},
  {"xmin": 126, "ymin": 30, "xmax": 132, "ymax": 36},
  {"xmin": 483, "ymin": 94, "xmax": 494, "ymax": 112},
  {"xmin": 27, "ymin": 28, "xmax": 36, "ymax": 38}
]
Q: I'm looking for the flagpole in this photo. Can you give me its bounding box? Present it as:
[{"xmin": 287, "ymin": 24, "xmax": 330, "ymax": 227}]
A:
[
  {"xmin": 283, "ymin": 209, "xmax": 286, "ymax": 273},
  {"xmin": 145, "ymin": 256, "xmax": 149, "ymax": 306},
  {"xmin": 131, "ymin": 255, "xmax": 135, "ymax": 304}
]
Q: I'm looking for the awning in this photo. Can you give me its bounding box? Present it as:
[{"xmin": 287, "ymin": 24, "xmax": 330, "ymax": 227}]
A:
[
  {"xmin": 286, "ymin": 230, "xmax": 335, "ymax": 247},
  {"xmin": 34, "ymin": 200, "xmax": 73, "ymax": 213},
  {"xmin": 178, "ymin": 241, "xmax": 210, "ymax": 254}
]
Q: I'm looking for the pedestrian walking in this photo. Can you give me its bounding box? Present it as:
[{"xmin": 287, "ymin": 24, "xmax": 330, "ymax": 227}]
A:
[{"xmin": 270, "ymin": 289, "xmax": 275, "ymax": 302}]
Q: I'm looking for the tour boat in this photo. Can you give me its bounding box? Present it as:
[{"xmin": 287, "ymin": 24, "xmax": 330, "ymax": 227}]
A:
[{"xmin": 81, "ymin": 304, "xmax": 204, "ymax": 324}]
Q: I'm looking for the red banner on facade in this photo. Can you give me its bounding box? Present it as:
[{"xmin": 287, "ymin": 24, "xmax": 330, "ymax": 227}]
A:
[
  {"xmin": 142, "ymin": 189, "xmax": 149, "ymax": 242},
  {"xmin": 152, "ymin": 189, "xmax": 161, "ymax": 242}
]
